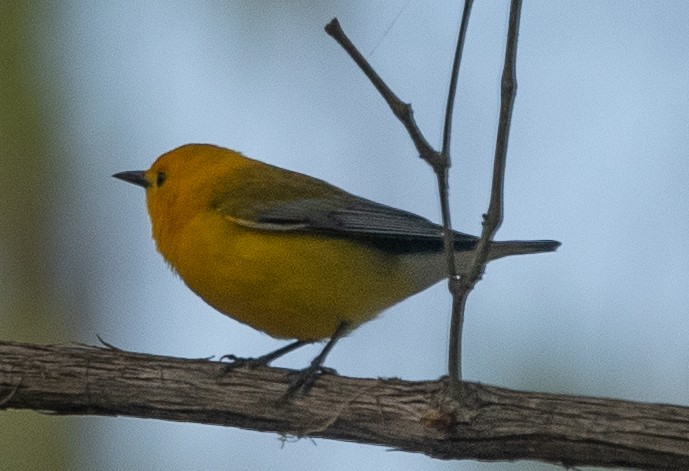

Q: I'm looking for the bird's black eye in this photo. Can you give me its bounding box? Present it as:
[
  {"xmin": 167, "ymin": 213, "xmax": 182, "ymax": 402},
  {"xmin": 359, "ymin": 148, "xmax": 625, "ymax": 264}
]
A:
[{"xmin": 156, "ymin": 171, "xmax": 166, "ymax": 187}]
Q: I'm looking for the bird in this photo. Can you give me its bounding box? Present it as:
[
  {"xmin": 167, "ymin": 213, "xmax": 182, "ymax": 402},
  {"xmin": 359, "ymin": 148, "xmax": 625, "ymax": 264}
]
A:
[{"xmin": 113, "ymin": 143, "xmax": 559, "ymax": 395}]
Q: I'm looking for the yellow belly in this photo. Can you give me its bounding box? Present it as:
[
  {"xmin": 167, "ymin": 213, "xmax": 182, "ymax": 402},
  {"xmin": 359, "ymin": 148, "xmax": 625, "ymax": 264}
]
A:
[{"xmin": 163, "ymin": 213, "xmax": 423, "ymax": 340}]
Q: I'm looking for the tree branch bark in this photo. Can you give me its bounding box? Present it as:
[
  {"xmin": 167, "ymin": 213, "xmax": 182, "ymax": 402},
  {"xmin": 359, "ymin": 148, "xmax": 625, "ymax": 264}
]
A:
[{"xmin": 1, "ymin": 339, "xmax": 688, "ymax": 469}]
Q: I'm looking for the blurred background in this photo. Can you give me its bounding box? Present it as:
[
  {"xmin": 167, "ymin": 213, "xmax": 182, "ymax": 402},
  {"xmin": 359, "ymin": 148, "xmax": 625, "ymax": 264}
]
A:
[{"xmin": 2, "ymin": 1, "xmax": 689, "ymax": 470}]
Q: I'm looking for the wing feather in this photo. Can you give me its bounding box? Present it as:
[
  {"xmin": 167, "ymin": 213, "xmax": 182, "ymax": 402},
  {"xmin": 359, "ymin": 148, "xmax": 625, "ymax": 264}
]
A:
[{"xmin": 212, "ymin": 165, "xmax": 478, "ymax": 253}]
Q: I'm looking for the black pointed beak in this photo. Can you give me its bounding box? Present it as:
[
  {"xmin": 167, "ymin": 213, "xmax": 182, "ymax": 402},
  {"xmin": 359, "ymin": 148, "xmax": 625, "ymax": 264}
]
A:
[{"xmin": 113, "ymin": 170, "xmax": 150, "ymax": 188}]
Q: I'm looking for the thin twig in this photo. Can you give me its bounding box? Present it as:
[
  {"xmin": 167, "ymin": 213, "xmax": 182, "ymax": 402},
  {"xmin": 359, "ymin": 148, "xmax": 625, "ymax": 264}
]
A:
[
  {"xmin": 441, "ymin": 0, "xmax": 474, "ymax": 159},
  {"xmin": 437, "ymin": 0, "xmax": 474, "ymax": 277},
  {"xmin": 437, "ymin": 0, "xmax": 474, "ymax": 389},
  {"xmin": 448, "ymin": 0, "xmax": 523, "ymax": 392},
  {"xmin": 325, "ymin": 19, "xmax": 439, "ymax": 167}
]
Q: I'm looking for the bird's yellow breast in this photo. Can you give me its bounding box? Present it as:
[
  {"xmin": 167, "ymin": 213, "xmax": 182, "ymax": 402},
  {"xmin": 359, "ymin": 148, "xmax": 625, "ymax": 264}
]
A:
[{"xmin": 160, "ymin": 210, "xmax": 418, "ymax": 340}]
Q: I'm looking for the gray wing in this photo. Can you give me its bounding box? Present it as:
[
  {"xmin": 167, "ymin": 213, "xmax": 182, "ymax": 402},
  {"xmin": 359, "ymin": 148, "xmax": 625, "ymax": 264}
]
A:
[
  {"xmin": 256, "ymin": 198, "xmax": 442, "ymax": 236},
  {"xmin": 213, "ymin": 164, "xmax": 479, "ymax": 252},
  {"xmin": 226, "ymin": 195, "xmax": 479, "ymax": 253}
]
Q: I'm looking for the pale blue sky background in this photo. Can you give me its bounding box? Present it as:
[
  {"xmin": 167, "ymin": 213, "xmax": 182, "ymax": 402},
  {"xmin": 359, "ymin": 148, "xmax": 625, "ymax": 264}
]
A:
[{"xmin": 5, "ymin": 1, "xmax": 689, "ymax": 470}]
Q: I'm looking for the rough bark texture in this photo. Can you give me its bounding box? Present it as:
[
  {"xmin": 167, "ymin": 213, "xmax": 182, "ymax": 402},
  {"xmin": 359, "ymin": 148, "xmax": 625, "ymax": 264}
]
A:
[{"xmin": 1, "ymin": 339, "xmax": 688, "ymax": 469}]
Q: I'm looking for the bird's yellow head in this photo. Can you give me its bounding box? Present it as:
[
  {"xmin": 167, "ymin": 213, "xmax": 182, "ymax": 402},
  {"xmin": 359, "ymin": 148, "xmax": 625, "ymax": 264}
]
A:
[{"xmin": 113, "ymin": 143, "xmax": 253, "ymax": 251}]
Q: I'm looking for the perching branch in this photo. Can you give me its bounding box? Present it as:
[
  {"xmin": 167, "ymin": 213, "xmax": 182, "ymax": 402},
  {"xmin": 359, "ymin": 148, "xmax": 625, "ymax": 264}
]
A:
[{"xmin": 2, "ymin": 339, "xmax": 689, "ymax": 470}]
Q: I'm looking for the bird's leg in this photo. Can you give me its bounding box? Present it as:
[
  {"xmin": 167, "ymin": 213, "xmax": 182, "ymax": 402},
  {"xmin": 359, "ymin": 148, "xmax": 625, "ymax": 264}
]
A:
[
  {"xmin": 283, "ymin": 321, "xmax": 349, "ymax": 400},
  {"xmin": 221, "ymin": 339, "xmax": 310, "ymax": 371}
]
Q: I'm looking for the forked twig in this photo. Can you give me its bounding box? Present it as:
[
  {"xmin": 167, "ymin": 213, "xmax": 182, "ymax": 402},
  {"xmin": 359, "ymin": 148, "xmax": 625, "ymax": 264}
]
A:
[
  {"xmin": 438, "ymin": 0, "xmax": 474, "ymax": 389},
  {"xmin": 326, "ymin": 0, "xmax": 522, "ymax": 395},
  {"xmin": 448, "ymin": 0, "xmax": 522, "ymax": 391}
]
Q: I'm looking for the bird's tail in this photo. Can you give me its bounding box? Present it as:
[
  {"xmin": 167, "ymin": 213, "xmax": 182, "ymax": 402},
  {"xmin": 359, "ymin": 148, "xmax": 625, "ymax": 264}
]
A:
[
  {"xmin": 403, "ymin": 238, "xmax": 560, "ymax": 292},
  {"xmin": 488, "ymin": 239, "xmax": 561, "ymax": 261}
]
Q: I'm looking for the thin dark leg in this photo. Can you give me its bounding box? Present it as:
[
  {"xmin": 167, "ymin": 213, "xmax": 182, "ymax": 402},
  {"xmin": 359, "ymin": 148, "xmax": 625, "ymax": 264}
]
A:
[
  {"xmin": 221, "ymin": 339, "xmax": 310, "ymax": 371},
  {"xmin": 283, "ymin": 321, "xmax": 349, "ymax": 400}
]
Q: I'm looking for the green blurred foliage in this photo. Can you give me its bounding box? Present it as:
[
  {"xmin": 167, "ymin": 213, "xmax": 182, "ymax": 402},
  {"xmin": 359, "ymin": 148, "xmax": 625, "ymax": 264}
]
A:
[{"xmin": 1, "ymin": 3, "xmax": 72, "ymax": 469}]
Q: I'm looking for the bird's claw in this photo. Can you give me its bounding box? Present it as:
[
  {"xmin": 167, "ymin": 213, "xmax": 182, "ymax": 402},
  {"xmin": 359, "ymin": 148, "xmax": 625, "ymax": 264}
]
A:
[{"xmin": 282, "ymin": 365, "xmax": 337, "ymax": 400}]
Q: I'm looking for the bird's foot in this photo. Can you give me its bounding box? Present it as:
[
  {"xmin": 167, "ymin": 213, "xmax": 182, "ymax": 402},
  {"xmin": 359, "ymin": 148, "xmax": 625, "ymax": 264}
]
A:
[{"xmin": 282, "ymin": 364, "xmax": 338, "ymax": 400}]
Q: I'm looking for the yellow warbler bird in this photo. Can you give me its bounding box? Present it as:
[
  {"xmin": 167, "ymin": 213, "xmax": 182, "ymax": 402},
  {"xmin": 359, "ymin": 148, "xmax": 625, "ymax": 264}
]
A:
[{"xmin": 114, "ymin": 143, "xmax": 559, "ymax": 394}]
